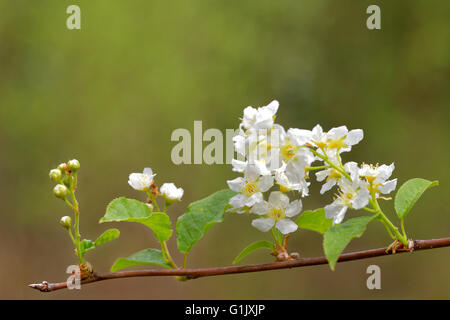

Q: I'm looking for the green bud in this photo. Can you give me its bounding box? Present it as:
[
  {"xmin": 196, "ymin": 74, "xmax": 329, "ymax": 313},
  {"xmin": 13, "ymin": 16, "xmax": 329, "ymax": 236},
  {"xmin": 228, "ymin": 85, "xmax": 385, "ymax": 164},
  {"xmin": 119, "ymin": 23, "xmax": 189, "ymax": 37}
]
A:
[
  {"xmin": 58, "ymin": 163, "xmax": 68, "ymax": 172},
  {"xmin": 49, "ymin": 169, "xmax": 62, "ymax": 182},
  {"xmin": 60, "ymin": 216, "xmax": 72, "ymax": 229},
  {"xmin": 67, "ymin": 159, "xmax": 80, "ymax": 171},
  {"xmin": 53, "ymin": 184, "xmax": 69, "ymax": 199}
]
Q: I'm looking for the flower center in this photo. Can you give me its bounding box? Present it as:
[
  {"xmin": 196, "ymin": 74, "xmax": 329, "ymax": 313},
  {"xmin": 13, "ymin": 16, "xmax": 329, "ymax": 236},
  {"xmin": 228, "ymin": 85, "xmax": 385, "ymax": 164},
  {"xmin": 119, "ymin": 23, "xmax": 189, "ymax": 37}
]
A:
[
  {"xmin": 329, "ymin": 169, "xmax": 342, "ymax": 180},
  {"xmin": 242, "ymin": 181, "xmax": 259, "ymax": 197},
  {"xmin": 327, "ymin": 137, "xmax": 347, "ymax": 149},
  {"xmin": 281, "ymin": 141, "xmax": 299, "ymax": 162},
  {"xmin": 269, "ymin": 207, "xmax": 285, "ymax": 221}
]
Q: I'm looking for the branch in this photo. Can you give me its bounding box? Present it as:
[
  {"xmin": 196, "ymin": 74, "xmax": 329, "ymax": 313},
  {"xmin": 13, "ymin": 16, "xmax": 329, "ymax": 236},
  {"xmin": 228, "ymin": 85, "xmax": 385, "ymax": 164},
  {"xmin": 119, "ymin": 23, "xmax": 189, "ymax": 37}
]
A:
[{"xmin": 29, "ymin": 237, "xmax": 450, "ymax": 293}]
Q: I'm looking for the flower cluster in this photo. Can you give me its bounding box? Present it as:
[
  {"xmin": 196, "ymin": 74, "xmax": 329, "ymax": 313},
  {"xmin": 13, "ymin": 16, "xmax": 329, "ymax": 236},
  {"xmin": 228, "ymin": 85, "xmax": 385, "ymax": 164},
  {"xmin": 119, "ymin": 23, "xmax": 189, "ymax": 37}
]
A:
[{"xmin": 227, "ymin": 100, "xmax": 398, "ymax": 236}]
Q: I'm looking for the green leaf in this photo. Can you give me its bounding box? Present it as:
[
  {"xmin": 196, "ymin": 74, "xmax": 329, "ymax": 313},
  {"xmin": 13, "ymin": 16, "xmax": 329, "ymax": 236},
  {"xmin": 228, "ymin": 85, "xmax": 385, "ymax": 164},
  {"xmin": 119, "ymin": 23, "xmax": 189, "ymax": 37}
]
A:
[
  {"xmin": 100, "ymin": 197, "xmax": 172, "ymax": 242},
  {"xmin": 323, "ymin": 216, "xmax": 374, "ymax": 270},
  {"xmin": 110, "ymin": 248, "xmax": 172, "ymax": 272},
  {"xmin": 176, "ymin": 189, "xmax": 237, "ymax": 254},
  {"xmin": 100, "ymin": 197, "xmax": 153, "ymax": 222},
  {"xmin": 95, "ymin": 228, "xmax": 120, "ymax": 247},
  {"xmin": 79, "ymin": 229, "xmax": 120, "ymax": 256},
  {"xmin": 232, "ymin": 241, "xmax": 275, "ymax": 265},
  {"xmin": 141, "ymin": 212, "xmax": 173, "ymax": 242},
  {"xmin": 79, "ymin": 239, "xmax": 95, "ymax": 255},
  {"xmin": 296, "ymin": 208, "xmax": 332, "ymax": 234},
  {"xmin": 394, "ymin": 178, "xmax": 439, "ymax": 219}
]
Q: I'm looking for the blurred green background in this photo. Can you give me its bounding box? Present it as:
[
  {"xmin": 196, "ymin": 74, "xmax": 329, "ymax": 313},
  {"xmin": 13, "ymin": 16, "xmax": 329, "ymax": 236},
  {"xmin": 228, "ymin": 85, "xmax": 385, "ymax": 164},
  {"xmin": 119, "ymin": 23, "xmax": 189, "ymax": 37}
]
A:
[{"xmin": 1, "ymin": 0, "xmax": 449, "ymax": 299}]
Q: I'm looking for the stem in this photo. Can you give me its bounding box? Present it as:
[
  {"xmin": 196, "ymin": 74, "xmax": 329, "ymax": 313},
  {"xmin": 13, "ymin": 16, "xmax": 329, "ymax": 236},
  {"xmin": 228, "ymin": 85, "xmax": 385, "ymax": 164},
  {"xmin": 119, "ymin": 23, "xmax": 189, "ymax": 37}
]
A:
[
  {"xmin": 370, "ymin": 188, "xmax": 408, "ymax": 246},
  {"xmin": 68, "ymin": 190, "xmax": 86, "ymax": 265},
  {"xmin": 183, "ymin": 253, "xmax": 188, "ymax": 269},
  {"xmin": 146, "ymin": 191, "xmax": 161, "ymax": 212},
  {"xmin": 162, "ymin": 242, "xmax": 178, "ymax": 269},
  {"xmin": 29, "ymin": 237, "xmax": 450, "ymax": 292},
  {"xmin": 306, "ymin": 165, "xmax": 330, "ymax": 171},
  {"xmin": 308, "ymin": 148, "xmax": 352, "ymax": 181},
  {"xmin": 401, "ymin": 219, "xmax": 407, "ymax": 239}
]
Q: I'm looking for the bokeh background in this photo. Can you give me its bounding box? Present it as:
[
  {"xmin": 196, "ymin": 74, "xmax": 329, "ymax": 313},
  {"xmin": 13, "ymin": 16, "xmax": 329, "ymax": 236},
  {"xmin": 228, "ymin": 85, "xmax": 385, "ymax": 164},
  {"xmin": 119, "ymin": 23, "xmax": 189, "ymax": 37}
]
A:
[{"xmin": 1, "ymin": 0, "xmax": 449, "ymax": 299}]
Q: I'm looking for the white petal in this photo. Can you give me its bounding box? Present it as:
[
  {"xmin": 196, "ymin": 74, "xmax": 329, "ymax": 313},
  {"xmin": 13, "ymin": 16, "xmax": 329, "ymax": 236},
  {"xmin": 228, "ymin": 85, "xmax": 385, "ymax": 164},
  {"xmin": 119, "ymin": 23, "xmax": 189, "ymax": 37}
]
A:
[
  {"xmin": 352, "ymin": 187, "xmax": 370, "ymax": 209},
  {"xmin": 325, "ymin": 201, "xmax": 347, "ymax": 224},
  {"xmin": 378, "ymin": 179, "xmax": 397, "ymax": 194},
  {"xmin": 320, "ymin": 179, "xmax": 336, "ymax": 194},
  {"xmin": 229, "ymin": 194, "xmax": 247, "ymax": 208},
  {"xmin": 287, "ymin": 128, "xmax": 311, "ymax": 146},
  {"xmin": 231, "ymin": 159, "xmax": 247, "ymax": 173},
  {"xmin": 250, "ymin": 201, "xmax": 270, "ymax": 215},
  {"xmin": 268, "ymin": 191, "xmax": 289, "ymax": 207},
  {"xmin": 244, "ymin": 192, "xmax": 263, "ymax": 207},
  {"xmin": 316, "ymin": 169, "xmax": 330, "ymax": 182},
  {"xmin": 344, "ymin": 161, "xmax": 359, "ymax": 181},
  {"xmin": 327, "ymin": 126, "xmax": 348, "ymax": 140},
  {"xmin": 143, "ymin": 167, "xmax": 154, "ymax": 176},
  {"xmin": 251, "ymin": 218, "xmax": 275, "ymax": 232},
  {"xmin": 345, "ymin": 129, "xmax": 363, "ymax": 146},
  {"xmin": 264, "ymin": 100, "xmax": 279, "ymax": 116},
  {"xmin": 275, "ymin": 219, "xmax": 298, "ymax": 234},
  {"xmin": 227, "ymin": 177, "xmax": 244, "ymax": 192},
  {"xmin": 257, "ymin": 175, "xmax": 274, "ymax": 192},
  {"xmin": 285, "ymin": 200, "xmax": 302, "ymax": 217}
]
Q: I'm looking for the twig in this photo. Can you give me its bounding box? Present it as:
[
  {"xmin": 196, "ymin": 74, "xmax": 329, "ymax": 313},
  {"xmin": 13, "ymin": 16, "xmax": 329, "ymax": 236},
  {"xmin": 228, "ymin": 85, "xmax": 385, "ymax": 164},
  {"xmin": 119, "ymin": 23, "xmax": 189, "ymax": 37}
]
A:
[{"xmin": 29, "ymin": 237, "xmax": 450, "ymax": 293}]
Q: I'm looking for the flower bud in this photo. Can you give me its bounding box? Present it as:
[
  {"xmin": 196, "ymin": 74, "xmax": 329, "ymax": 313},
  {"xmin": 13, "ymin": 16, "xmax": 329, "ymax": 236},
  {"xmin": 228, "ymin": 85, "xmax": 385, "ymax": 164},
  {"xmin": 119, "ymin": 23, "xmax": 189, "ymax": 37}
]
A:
[
  {"xmin": 67, "ymin": 159, "xmax": 80, "ymax": 171},
  {"xmin": 60, "ymin": 216, "xmax": 72, "ymax": 229},
  {"xmin": 53, "ymin": 184, "xmax": 69, "ymax": 199},
  {"xmin": 49, "ymin": 169, "xmax": 62, "ymax": 182},
  {"xmin": 290, "ymin": 252, "xmax": 300, "ymax": 259},
  {"xmin": 160, "ymin": 183, "xmax": 184, "ymax": 204},
  {"xmin": 146, "ymin": 203, "xmax": 154, "ymax": 211},
  {"xmin": 58, "ymin": 163, "xmax": 68, "ymax": 172}
]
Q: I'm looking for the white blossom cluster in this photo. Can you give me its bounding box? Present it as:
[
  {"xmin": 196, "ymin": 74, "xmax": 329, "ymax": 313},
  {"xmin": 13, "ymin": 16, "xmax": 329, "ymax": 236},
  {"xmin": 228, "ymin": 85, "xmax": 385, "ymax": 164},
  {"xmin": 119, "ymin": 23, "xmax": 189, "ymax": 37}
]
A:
[{"xmin": 227, "ymin": 100, "xmax": 397, "ymax": 234}]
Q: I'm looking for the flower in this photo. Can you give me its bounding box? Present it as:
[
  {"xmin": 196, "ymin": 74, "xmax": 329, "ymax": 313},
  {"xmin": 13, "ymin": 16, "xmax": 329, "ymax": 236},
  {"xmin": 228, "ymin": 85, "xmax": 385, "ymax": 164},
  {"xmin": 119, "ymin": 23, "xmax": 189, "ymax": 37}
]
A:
[
  {"xmin": 160, "ymin": 182, "xmax": 184, "ymax": 202},
  {"xmin": 240, "ymin": 100, "xmax": 279, "ymax": 131},
  {"xmin": 128, "ymin": 168, "xmax": 156, "ymax": 191},
  {"xmin": 250, "ymin": 191, "xmax": 302, "ymax": 234},
  {"xmin": 227, "ymin": 164, "xmax": 274, "ymax": 210},
  {"xmin": 324, "ymin": 178, "xmax": 370, "ymax": 224},
  {"xmin": 359, "ymin": 163, "xmax": 397, "ymax": 195},
  {"xmin": 307, "ymin": 125, "xmax": 363, "ymax": 155},
  {"xmin": 316, "ymin": 161, "xmax": 359, "ymax": 194}
]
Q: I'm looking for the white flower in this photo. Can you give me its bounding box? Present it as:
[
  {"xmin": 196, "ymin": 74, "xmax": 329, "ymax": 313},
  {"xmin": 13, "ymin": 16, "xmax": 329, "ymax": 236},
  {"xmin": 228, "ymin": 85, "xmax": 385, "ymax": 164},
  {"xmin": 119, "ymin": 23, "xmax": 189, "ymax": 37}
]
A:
[
  {"xmin": 241, "ymin": 100, "xmax": 279, "ymax": 131},
  {"xmin": 128, "ymin": 168, "xmax": 156, "ymax": 191},
  {"xmin": 227, "ymin": 164, "xmax": 274, "ymax": 210},
  {"xmin": 160, "ymin": 183, "xmax": 184, "ymax": 202},
  {"xmin": 274, "ymin": 162, "xmax": 310, "ymax": 196},
  {"xmin": 307, "ymin": 124, "xmax": 363, "ymax": 155},
  {"xmin": 316, "ymin": 161, "xmax": 359, "ymax": 194},
  {"xmin": 250, "ymin": 191, "xmax": 302, "ymax": 234},
  {"xmin": 324, "ymin": 178, "xmax": 370, "ymax": 224},
  {"xmin": 359, "ymin": 163, "xmax": 397, "ymax": 195}
]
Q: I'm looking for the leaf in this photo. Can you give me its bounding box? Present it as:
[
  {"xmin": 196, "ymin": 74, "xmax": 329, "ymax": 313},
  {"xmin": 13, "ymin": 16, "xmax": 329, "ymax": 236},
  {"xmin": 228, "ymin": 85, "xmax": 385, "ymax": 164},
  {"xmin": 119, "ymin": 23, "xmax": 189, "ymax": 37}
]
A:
[
  {"xmin": 100, "ymin": 197, "xmax": 153, "ymax": 222},
  {"xmin": 79, "ymin": 229, "xmax": 120, "ymax": 256},
  {"xmin": 323, "ymin": 216, "xmax": 374, "ymax": 270},
  {"xmin": 176, "ymin": 189, "xmax": 237, "ymax": 254},
  {"xmin": 296, "ymin": 208, "xmax": 332, "ymax": 234},
  {"xmin": 95, "ymin": 228, "xmax": 120, "ymax": 247},
  {"xmin": 232, "ymin": 241, "xmax": 275, "ymax": 265},
  {"xmin": 79, "ymin": 239, "xmax": 95, "ymax": 255},
  {"xmin": 394, "ymin": 178, "xmax": 439, "ymax": 219},
  {"xmin": 100, "ymin": 197, "xmax": 172, "ymax": 242},
  {"xmin": 110, "ymin": 249, "xmax": 172, "ymax": 272}
]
